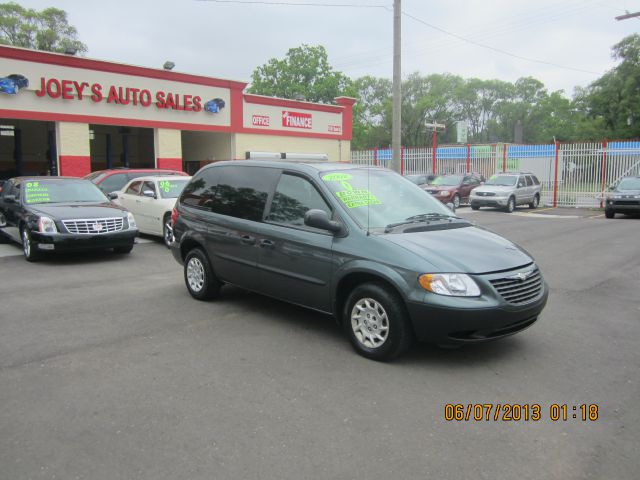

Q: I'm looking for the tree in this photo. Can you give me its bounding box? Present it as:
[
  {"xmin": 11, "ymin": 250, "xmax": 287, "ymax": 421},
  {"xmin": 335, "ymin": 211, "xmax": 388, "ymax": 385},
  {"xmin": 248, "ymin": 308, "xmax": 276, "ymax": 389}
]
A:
[
  {"xmin": 578, "ymin": 34, "xmax": 640, "ymax": 139},
  {"xmin": 0, "ymin": 2, "xmax": 87, "ymax": 54},
  {"xmin": 348, "ymin": 75, "xmax": 392, "ymax": 149},
  {"xmin": 248, "ymin": 44, "xmax": 349, "ymax": 104}
]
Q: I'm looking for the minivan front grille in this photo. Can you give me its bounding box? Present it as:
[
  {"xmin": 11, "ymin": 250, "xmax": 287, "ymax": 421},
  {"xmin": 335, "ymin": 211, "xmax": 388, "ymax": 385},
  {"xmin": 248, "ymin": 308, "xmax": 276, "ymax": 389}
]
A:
[
  {"xmin": 62, "ymin": 217, "xmax": 124, "ymax": 234},
  {"xmin": 489, "ymin": 267, "xmax": 543, "ymax": 305}
]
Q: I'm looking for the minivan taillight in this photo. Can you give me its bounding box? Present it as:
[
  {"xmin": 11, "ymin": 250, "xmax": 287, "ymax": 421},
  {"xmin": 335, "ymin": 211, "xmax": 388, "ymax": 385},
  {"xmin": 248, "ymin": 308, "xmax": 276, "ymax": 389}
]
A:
[{"xmin": 171, "ymin": 207, "xmax": 179, "ymax": 226}]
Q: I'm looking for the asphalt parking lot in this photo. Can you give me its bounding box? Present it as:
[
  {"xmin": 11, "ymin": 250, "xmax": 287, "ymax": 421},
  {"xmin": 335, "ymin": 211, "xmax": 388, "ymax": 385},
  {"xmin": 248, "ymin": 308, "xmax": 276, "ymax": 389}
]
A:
[{"xmin": 1, "ymin": 209, "xmax": 638, "ymax": 480}]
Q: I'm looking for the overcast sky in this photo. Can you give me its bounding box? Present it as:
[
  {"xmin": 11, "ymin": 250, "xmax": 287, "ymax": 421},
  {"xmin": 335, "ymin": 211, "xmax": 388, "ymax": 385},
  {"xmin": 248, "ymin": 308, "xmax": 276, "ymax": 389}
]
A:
[{"xmin": 15, "ymin": 0, "xmax": 640, "ymax": 97}]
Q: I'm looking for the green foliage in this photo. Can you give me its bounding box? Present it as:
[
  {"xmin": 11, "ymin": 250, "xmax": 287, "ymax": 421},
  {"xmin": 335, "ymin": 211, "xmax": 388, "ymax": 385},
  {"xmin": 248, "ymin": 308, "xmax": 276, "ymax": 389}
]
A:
[
  {"xmin": 248, "ymin": 44, "xmax": 349, "ymax": 104},
  {"xmin": 0, "ymin": 2, "xmax": 87, "ymax": 54},
  {"xmin": 577, "ymin": 34, "xmax": 640, "ymax": 139}
]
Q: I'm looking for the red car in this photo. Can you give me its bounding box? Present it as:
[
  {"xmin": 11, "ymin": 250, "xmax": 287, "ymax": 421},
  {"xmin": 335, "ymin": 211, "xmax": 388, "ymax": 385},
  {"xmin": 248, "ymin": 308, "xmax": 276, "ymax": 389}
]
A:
[
  {"xmin": 423, "ymin": 173, "xmax": 483, "ymax": 208},
  {"xmin": 85, "ymin": 168, "xmax": 188, "ymax": 194}
]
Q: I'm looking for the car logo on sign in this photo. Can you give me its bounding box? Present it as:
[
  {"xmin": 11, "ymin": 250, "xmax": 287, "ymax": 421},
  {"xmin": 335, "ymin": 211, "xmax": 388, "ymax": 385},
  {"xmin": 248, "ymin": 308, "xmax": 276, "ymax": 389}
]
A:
[{"xmin": 92, "ymin": 223, "xmax": 103, "ymax": 232}]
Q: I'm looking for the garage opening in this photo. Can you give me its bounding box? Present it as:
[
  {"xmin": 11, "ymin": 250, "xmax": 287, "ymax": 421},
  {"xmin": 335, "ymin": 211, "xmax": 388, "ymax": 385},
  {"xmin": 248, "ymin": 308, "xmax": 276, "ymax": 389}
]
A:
[
  {"xmin": 181, "ymin": 130, "xmax": 234, "ymax": 175},
  {"xmin": 89, "ymin": 125, "xmax": 154, "ymax": 172},
  {"xmin": 0, "ymin": 119, "xmax": 56, "ymax": 179}
]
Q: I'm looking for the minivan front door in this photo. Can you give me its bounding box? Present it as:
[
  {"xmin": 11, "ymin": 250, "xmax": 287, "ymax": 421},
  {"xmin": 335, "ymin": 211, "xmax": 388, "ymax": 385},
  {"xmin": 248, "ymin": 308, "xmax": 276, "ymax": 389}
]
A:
[{"xmin": 258, "ymin": 173, "xmax": 335, "ymax": 312}]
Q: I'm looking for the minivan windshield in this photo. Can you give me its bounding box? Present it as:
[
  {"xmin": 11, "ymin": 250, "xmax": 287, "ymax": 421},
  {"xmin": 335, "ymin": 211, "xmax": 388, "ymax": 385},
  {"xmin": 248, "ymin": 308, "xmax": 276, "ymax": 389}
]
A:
[
  {"xmin": 23, "ymin": 180, "xmax": 108, "ymax": 204},
  {"xmin": 321, "ymin": 169, "xmax": 456, "ymax": 230},
  {"xmin": 485, "ymin": 175, "xmax": 517, "ymax": 186}
]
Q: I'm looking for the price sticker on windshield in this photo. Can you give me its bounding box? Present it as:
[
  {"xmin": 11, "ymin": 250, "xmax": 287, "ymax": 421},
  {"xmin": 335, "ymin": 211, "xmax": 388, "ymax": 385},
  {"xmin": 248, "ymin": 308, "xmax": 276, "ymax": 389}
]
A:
[
  {"xmin": 159, "ymin": 180, "xmax": 172, "ymax": 193},
  {"xmin": 24, "ymin": 181, "xmax": 50, "ymax": 204}
]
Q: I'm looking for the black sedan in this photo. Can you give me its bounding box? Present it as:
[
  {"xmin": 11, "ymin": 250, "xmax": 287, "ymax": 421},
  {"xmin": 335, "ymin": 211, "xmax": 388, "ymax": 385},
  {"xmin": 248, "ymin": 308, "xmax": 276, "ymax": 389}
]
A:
[
  {"xmin": 605, "ymin": 176, "xmax": 640, "ymax": 219},
  {"xmin": 0, "ymin": 177, "xmax": 138, "ymax": 261}
]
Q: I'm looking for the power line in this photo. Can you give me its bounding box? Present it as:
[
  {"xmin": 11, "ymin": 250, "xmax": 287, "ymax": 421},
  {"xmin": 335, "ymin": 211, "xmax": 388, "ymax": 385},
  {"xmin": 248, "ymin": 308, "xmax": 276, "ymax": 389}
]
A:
[
  {"xmin": 196, "ymin": 0, "xmax": 391, "ymax": 7},
  {"xmin": 333, "ymin": 0, "xmax": 599, "ymax": 70},
  {"xmin": 401, "ymin": 9, "xmax": 602, "ymax": 76}
]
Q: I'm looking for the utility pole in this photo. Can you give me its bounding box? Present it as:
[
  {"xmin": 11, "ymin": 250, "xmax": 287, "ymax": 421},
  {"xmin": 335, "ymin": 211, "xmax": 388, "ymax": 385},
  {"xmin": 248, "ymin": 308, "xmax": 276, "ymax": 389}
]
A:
[{"xmin": 391, "ymin": 0, "xmax": 402, "ymax": 173}]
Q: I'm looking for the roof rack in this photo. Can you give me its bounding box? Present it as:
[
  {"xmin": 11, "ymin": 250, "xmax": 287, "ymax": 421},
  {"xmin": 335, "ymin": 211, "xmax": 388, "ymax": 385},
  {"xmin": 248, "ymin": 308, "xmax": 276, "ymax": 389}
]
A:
[{"xmin": 245, "ymin": 151, "xmax": 329, "ymax": 162}]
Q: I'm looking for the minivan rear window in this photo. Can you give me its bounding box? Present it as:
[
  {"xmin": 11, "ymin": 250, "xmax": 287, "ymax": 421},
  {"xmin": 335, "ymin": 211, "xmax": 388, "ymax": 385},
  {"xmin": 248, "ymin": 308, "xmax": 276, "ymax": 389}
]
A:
[{"xmin": 180, "ymin": 166, "xmax": 278, "ymax": 221}]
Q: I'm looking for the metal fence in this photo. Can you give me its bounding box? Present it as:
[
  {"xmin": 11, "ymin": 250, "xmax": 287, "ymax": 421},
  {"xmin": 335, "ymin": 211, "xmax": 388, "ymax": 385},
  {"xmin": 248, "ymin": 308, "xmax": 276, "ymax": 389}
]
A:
[{"xmin": 350, "ymin": 141, "xmax": 640, "ymax": 208}]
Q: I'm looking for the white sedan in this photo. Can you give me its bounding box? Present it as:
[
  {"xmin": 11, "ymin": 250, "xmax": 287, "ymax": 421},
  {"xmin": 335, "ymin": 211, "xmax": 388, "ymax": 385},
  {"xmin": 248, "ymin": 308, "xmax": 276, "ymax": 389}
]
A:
[{"xmin": 110, "ymin": 175, "xmax": 191, "ymax": 247}]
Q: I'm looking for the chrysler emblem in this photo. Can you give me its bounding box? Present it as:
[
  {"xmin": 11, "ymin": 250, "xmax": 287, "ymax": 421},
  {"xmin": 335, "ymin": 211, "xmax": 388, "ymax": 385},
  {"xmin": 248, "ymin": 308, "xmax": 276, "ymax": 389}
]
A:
[{"xmin": 509, "ymin": 269, "xmax": 534, "ymax": 282}]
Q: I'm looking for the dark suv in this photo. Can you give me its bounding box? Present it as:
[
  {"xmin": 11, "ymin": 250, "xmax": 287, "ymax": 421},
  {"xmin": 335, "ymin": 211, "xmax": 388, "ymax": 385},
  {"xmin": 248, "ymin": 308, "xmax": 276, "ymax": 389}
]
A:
[{"xmin": 171, "ymin": 161, "xmax": 548, "ymax": 361}]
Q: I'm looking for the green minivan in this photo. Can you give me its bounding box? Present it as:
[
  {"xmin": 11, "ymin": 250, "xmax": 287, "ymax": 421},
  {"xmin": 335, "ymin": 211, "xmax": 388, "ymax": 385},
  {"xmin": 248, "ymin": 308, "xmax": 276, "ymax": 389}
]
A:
[{"xmin": 171, "ymin": 161, "xmax": 548, "ymax": 361}]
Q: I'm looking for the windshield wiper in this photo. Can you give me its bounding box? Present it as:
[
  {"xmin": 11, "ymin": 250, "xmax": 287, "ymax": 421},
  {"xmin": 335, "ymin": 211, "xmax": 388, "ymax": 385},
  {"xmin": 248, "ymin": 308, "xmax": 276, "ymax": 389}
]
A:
[{"xmin": 384, "ymin": 213, "xmax": 461, "ymax": 233}]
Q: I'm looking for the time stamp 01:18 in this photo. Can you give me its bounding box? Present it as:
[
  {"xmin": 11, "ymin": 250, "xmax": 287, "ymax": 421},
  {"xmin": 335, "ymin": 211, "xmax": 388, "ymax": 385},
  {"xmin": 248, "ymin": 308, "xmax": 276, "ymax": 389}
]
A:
[{"xmin": 444, "ymin": 404, "xmax": 599, "ymax": 422}]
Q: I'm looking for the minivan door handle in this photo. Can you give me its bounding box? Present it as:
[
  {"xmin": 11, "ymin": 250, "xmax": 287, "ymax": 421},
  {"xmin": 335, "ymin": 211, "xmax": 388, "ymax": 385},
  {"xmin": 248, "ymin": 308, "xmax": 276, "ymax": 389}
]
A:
[
  {"xmin": 240, "ymin": 234, "xmax": 256, "ymax": 245},
  {"xmin": 259, "ymin": 239, "xmax": 275, "ymax": 249}
]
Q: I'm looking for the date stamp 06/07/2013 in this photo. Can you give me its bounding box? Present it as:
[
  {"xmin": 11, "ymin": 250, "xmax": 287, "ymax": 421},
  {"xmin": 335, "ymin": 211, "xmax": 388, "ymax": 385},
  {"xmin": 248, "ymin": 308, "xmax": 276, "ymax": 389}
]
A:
[{"xmin": 444, "ymin": 403, "xmax": 599, "ymax": 422}]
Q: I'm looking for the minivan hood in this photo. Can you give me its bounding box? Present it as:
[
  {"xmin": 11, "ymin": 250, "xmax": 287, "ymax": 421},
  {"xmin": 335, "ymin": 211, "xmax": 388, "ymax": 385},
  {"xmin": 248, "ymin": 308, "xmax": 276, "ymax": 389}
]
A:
[
  {"xmin": 383, "ymin": 225, "xmax": 532, "ymax": 274},
  {"xmin": 30, "ymin": 202, "xmax": 127, "ymax": 220}
]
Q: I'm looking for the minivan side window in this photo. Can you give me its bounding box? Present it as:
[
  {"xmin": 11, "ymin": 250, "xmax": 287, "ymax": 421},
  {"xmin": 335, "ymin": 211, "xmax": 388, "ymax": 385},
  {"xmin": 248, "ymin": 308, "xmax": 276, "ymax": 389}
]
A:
[
  {"xmin": 180, "ymin": 168, "xmax": 221, "ymax": 210},
  {"xmin": 212, "ymin": 167, "xmax": 278, "ymax": 221},
  {"xmin": 266, "ymin": 173, "xmax": 331, "ymax": 227},
  {"xmin": 524, "ymin": 175, "xmax": 533, "ymax": 186},
  {"xmin": 531, "ymin": 175, "xmax": 540, "ymax": 186}
]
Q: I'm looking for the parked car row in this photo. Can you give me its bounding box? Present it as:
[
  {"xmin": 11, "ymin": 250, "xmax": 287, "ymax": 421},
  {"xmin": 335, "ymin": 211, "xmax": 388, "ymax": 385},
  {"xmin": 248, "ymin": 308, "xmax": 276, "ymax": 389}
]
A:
[
  {"xmin": 404, "ymin": 171, "xmax": 541, "ymax": 212},
  {"xmin": 0, "ymin": 168, "xmax": 189, "ymax": 261}
]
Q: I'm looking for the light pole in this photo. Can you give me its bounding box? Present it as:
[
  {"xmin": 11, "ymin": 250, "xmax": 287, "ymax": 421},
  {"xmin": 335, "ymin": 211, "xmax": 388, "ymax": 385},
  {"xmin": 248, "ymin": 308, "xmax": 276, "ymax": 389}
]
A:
[{"xmin": 391, "ymin": 0, "xmax": 402, "ymax": 173}]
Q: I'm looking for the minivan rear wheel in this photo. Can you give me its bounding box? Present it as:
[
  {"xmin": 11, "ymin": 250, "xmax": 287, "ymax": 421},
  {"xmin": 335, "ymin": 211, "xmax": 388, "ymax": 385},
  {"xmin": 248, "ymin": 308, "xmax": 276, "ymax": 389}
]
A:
[
  {"xmin": 344, "ymin": 283, "xmax": 413, "ymax": 361},
  {"xmin": 529, "ymin": 194, "xmax": 540, "ymax": 209},
  {"xmin": 184, "ymin": 248, "xmax": 221, "ymax": 300}
]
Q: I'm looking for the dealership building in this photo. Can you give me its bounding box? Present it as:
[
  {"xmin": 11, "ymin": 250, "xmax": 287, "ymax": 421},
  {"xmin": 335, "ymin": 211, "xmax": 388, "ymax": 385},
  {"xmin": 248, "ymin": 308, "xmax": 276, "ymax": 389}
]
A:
[{"xmin": 0, "ymin": 45, "xmax": 356, "ymax": 178}]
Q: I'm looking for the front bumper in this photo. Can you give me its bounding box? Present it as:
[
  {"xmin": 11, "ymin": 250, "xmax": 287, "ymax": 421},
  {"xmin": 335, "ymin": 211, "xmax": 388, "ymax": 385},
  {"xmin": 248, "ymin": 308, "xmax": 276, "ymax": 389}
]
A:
[
  {"xmin": 31, "ymin": 229, "xmax": 138, "ymax": 252},
  {"xmin": 470, "ymin": 195, "xmax": 509, "ymax": 207},
  {"xmin": 407, "ymin": 282, "xmax": 549, "ymax": 344},
  {"xmin": 605, "ymin": 199, "xmax": 640, "ymax": 213}
]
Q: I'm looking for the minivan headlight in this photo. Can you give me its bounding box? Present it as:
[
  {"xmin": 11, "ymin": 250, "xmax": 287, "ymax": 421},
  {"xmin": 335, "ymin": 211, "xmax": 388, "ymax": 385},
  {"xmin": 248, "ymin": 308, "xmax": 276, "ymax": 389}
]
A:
[
  {"xmin": 127, "ymin": 212, "xmax": 137, "ymax": 229},
  {"xmin": 419, "ymin": 273, "xmax": 481, "ymax": 297}
]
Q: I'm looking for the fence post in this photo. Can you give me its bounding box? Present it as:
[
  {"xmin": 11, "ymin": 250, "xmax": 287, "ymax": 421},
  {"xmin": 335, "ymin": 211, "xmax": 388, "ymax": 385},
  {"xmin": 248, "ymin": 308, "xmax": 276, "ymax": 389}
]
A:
[
  {"xmin": 431, "ymin": 130, "xmax": 437, "ymax": 174},
  {"xmin": 373, "ymin": 147, "xmax": 378, "ymax": 166},
  {"xmin": 600, "ymin": 139, "xmax": 608, "ymax": 209},
  {"xmin": 502, "ymin": 144, "xmax": 507, "ymax": 172},
  {"xmin": 466, "ymin": 144, "xmax": 471, "ymax": 173},
  {"xmin": 553, "ymin": 141, "xmax": 559, "ymax": 208},
  {"xmin": 401, "ymin": 146, "xmax": 405, "ymax": 175}
]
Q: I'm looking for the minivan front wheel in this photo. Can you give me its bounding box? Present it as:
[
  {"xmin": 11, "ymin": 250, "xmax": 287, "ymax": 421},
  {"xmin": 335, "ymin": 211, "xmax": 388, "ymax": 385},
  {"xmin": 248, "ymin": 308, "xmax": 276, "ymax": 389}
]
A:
[
  {"xmin": 344, "ymin": 283, "xmax": 413, "ymax": 361},
  {"xmin": 184, "ymin": 248, "xmax": 220, "ymax": 300}
]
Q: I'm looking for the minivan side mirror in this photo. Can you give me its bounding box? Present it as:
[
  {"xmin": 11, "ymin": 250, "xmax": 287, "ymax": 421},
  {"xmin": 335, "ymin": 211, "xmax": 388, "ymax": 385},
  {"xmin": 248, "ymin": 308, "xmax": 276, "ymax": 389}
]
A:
[
  {"xmin": 446, "ymin": 202, "xmax": 456, "ymax": 213},
  {"xmin": 107, "ymin": 192, "xmax": 118, "ymax": 200},
  {"xmin": 4, "ymin": 194, "xmax": 16, "ymax": 203},
  {"xmin": 0, "ymin": 212, "xmax": 6, "ymax": 227},
  {"xmin": 142, "ymin": 190, "xmax": 156, "ymax": 198},
  {"xmin": 304, "ymin": 209, "xmax": 341, "ymax": 233}
]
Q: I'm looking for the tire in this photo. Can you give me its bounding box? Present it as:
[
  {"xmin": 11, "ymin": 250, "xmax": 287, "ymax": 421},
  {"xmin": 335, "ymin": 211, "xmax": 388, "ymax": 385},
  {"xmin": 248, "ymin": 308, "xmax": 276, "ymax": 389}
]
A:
[
  {"xmin": 471, "ymin": 203, "xmax": 480, "ymax": 210},
  {"xmin": 162, "ymin": 213, "xmax": 173, "ymax": 248},
  {"xmin": 343, "ymin": 282, "xmax": 413, "ymax": 361},
  {"xmin": 452, "ymin": 194, "xmax": 460, "ymax": 209},
  {"xmin": 528, "ymin": 194, "xmax": 540, "ymax": 209},
  {"xmin": 605, "ymin": 209, "xmax": 615, "ymax": 219},
  {"xmin": 505, "ymin": 196, "xmax": 516, "ymax": 213},
  {"xmin": 113, "ymin": 243, "xmax": 134, "ymax": 254},
  {"xmin": 21, "ymin": 228, "xmax": 41, "ymax": 262},
  {"xmin": 184, "ymin": 248, "xmax": 221, "ymax": 301}
]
